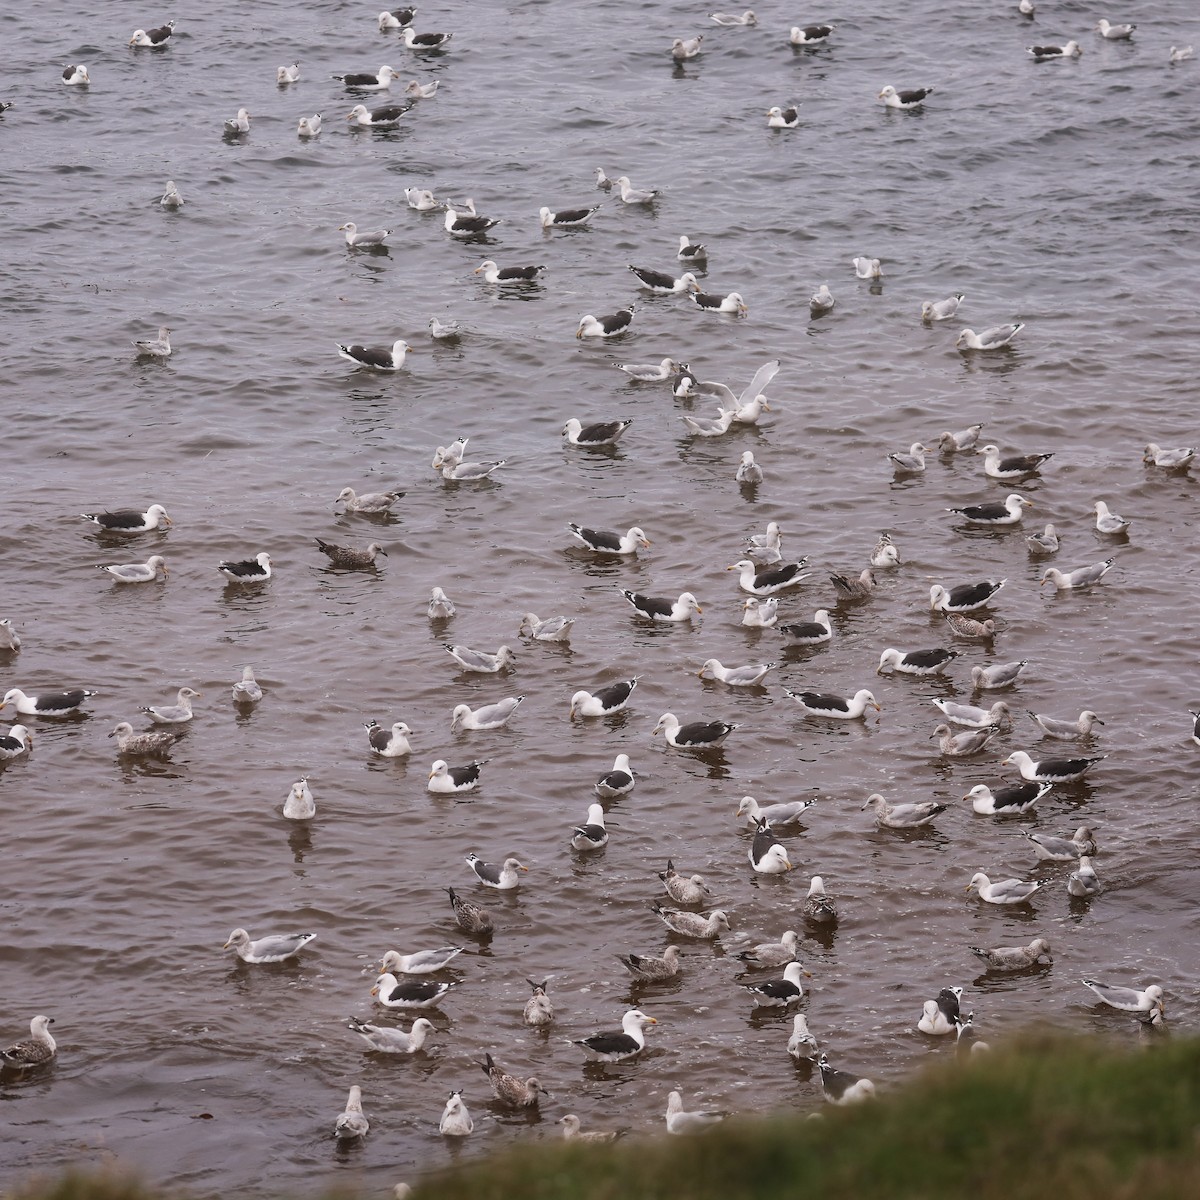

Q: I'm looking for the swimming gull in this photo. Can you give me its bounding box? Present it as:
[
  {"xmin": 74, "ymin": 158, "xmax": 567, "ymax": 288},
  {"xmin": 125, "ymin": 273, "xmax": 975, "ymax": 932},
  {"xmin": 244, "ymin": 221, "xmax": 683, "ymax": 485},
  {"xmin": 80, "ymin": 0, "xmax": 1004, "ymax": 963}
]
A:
[
  {"xmin": 519, "ymin": 613, "xmax": 574, "ymax": 641},
  {"xmin": 574, "ymin": 1009, "xmax": 657, "ymax": 1061},
  {"xmin": 699, "ymin": 659, "xmax": 776, "ymax": 687},
  {"xmin": 475, "ymin": 259, "xmax": 545, "ymax": 283},
  {"xmin": 1092, "ymin": 500, "xmax": 1130, "ymax": 534},
  {"xmin": 333, "ymin": 1085, "xmax": 370, "ymax": 1141},
  {"xmin": 0, "ymin": 725, "xmax": 32, "ymax": 759},
  {"xmin": 62, "ymin": 65, "xmax": 90, "ymax": 85},
  {"xmin": 1028, "ymin": 709, "xmax": 1104, "ymax": 740},
  {"xmin": 618, "ymin": 945, "xmax": 682, "ymax": 982},
  {"xmin": 379, "ymin": 9, "xmax": 417, "ymax": 31},
  {"xmin": 1143, "ymin": 443, "xmax": 1195, "ymax": 469},
  {"xmin": 1, "ymin": 1016, "xmax": 56, "ymax": 1069},
  {"xmin": 466, "ymin": 853, "xmax": 527, "ymax": 889},
  {"xmin": 1041, "ymin": 558, "xmax": 1115, "ymax": 590},
  {"xmin": 1, "ymin": 687, "xmax": 96, "ymax": 717},
  {"xmin": 677, "ymin": 235, "xmax": 707, "ymax": 262},
  {"xmin": 804, "ymin": 876, "xmax": 837, "ymax": 924},
  {"xmin": 830, "ymin": 569, "xmax": 877, "ymax": 600},
  {"xmin": 340, "ymin": 221, "xmax": 392, "ymax": 247},
  {"xmin": 819, "ymin": 1054, "xmax": 875, "ymax": 1104},
  {"xmin": 348, "ymin": 1015, "xmax": 434, "ymax": 1054},
  {"xmin": 888, "ymin": 442, "xmax": 930, "ymax": 473},
  {"xmin": 316, "ymin": 539, "xmax": 387, "ymax": 569},
  {"xmin": 224, "ymin": 109, "xmax": 252, "ymax": 135},
  {"xmin": 930, "ymin": 579, "xmax": 1006, "ymax": 611},
  {"xmin": 709, "ymin": 11, "xmax": 757, "ymax": 26},
  {"xmin": 767, "ymin": 106, "xmax": 800, "ymax": 129},
  {"xmin": 596, "ymin": 753, "xmax": 635, "ymax": 798},
  {"xmin": 791, "ymin": 24, "xmax": 835, "ymax": 44},
  {"xmin": 877, "ymin": 647, "xmax": 959, "ymax": 676},
  {"xmin": 558, "ymin": 1114, "xmax": 618, "ymax": 1142},
  {"xmin": 129, "ymin": 21, "xmax": 174, "ymax": 47},
  {"xmin": 878, "ymin": 85, "xmax": 933, "ymax": 108},
  {"xmin": 613, "ymin": 176, "xmax": 660, "ymax": 204},
  {"xmin": 577, "ymin": 307, "xmax": 635, "ymax": 337},
  {"xmin": 1026, "ymin": 524, "xmax": 1059, "ymax": 555},
  {"xmin": 969, "ymin": 939, "xmax": 1052, "ymax": 972},
  {"xmin": 947, "ymin": 493, "xmax": 1032, "ymax": 525},
  {"xmin": 651, "ymin": 903, "xmax": 729, "ymax": 939},
  {"xmin": 918, "ymin": 992, "xmax": 960, "ymax": 1035},
  {"xmin": 277, "ymin": 64, "xmax": 300, "ymax": 84},
  {"xmin": 0, "ymin": 619, "xmax": 20, "ymax": 651},
  {"xmin": 571, "ymin": 803, "xmax": 608, "ymax": 851},
  {"xmin": 523, "ymin": 979, "xmax": 555, "ymax": 1027},
  {"xmin": 1067, "ymin": 856, "xmax": 1102, "ymax": 898},
  {"xmin": 680, "ymin": 408, "xmax": 737, "ymax": 437},
  {"xmin": 563, "ymin": 417, "xmax": 634, "ymax": 452},
  {"xmin": 139, "ymin": 686, "xmax": 200, "ymax": 724},
  {"xmin": 671, "ymin": 35, "xmax": 704, "ymax": 60},
  {"xmin": 282, "ymin": 777, "xmax": 315, "ymax": 820},
  {"xmin": 745, "ymin": 960, "xmax": 808, "ymax": 1007},
  {"xmin": 347, "ymin": 103, "xmax": 406, "ymax": 127},
  {"xmin": 976, "ymin": 444, "xmax": 1054, "ymax": 479},
  {"xmin": 932, "ymin": 698, "xmax": 1010, "ymax": 728},
  {"xmin": 97, "ymin": 555, "xmax": 167, "ymax": 583},
  {"xmin": 372, "ymin": 972, "xmax": 455, "ymax": 1009},
  {"xmin": 401, "ymin": 27, "xmax": 452, "ymax": 49},
  {"xmin": 1022, "ymin": 826, "xmax": 1096, "ymax": 861},
  {"xmin": 1081, "ymin": 980, "xmax": 1164, "ymax": 1015},
  {"xmin": 405, "ymin": 187, "xmax": 439, "ymax": 210},
  {"xmin": 426, "ymin": 588, "xmax": 455, "ymax": 620},
  {"xmin": 451, "ymin": 696, "xmax": 523, "ymax": 731},
  {"xmin": 365, "ymin": 720, "xmax": 412, "ymax": 757},
  {"xmin": 1028, "ymin": 41, "xmax": 1083, "ymax": 59},
  {"xmin": 853, "ymin": 257, "xmax": 882, "ymax": 278},
  {"xmin": 1002, "ymin": 749, "xmax": 1105, "ymax": 782},
  {"xmin": 659, "ymin": 860, "xmax": 709, "ymax": 905},
  {"xmin": 652, "ymin": 713, "xmax": 738, "ymax": 748},
  {"xmin": 736, "ymin": 796, "xmax": 815, "ymax": 827},
  {"xmin": 749, "ymin": 818, "xmax": 792, "ymax": 874},
  {"xmin": 972, "ymin": 660, "xmax": 1028, "ymax": 689},
  {"xmin": 743, "ymin": 598, "xmax": 779, "ymax": 627},
  {"xmin": 570, "ymin": 677, "xmax": 639, "ymax": 718},
  {"xmin": 629, "ymin": 266, "xmax": 699, "ymax": 293},
  {"xmin": 957, "ymin": 324, "xmax": 1024, "ymax": 350},
  {"xmin": 861, "ymin": 793, "xmax": 946, "ymax": 828},
  {"xmin": 446, "ymin": 887, "xmax": 493, "ymax": 935},
  {"xmin": 1169, "ymin": 46, "xmax": 1194, "ymax": 63},
  {"xmin": 445, "ymin": 644, "xmax": 515, "ymax": 672},
  {"xmin": 735, "ymin": 929, "xmax": 800, "ymax": 968},
  {"xmin": 440, "ymin": 457, "xmax": 505, "ymax": 481},
  {"xmin": 132, "ymin": 327, "xmax": 172, "ymax": 358},
  {"xmin": 568, "ymin": 523, "xmax": 650, "ymax": 555},
  {"xmin": 297, "ymin": 115, "xmax": 322, "ymax": 137},
  {"xmin": 727, "ymin": 559, "xmax": 809, "ymax": 595},
  {"xmin": 1095, "ymin": 19, "xmax": 1135, "ymax": 39},
  {"xmin": 665, "ymin": 1091, "xmax": 726, "ymax": 1136},
  {"xmin": 439, "ymin": 1092, "xmax": 473, "ymax": 1136},
  {"xmin": 337, "ymin": 340, "xmax": 411, "ymax": 370},
  {"xmin": 964, "ymin": 780, "xmax": 1049, "ymax": 815},
  {"xmin": 936, "ymin": 724, "xmax": 1000, "ymax": 757},
  {"xmin": 966, "ymin": 872, "xmax": 1047, "ymax": 905},
  {"xmin": 690, "ymin": 289, "xmax": 747, "ymax": 315},
  {"xmin": 937, "ymin": 423, "xmax": 984, "ymax": 452},
  {"xmin": 404, "ymin": 79, "xmax": 439, "ymax": 98},
  {"xmin": 540, "ymin": 205, "xmax": 601, "ymax": 228},
  {"xmin": 160, "ymin": 180, "xmax": 183, "ymax": 208},
  {"xmin": 788, "ymin": 1014, "xmax": 819, "ymax": 1061},
  {"xmin": 922, "ymin": 294, "xmax": 964, "ymax": 321},
  {"xmin": 810, "ymin": 284, "xmax": 835, "ymax": 315},
  {"xmin": 224, "ymin": 928, "xmax": 316, "ymax": 963},
  {"xmin": 784, "ymin": 688, "xmax": 880, "ymax": 720},
  {"xmin": 428, "ymin": 759, "xmax": 489, "ymax": 792},
  {"xmin": 444, "ymin": 201, "xmax": 499, "ymax": 236},
  {"xmin": 380, "ymin": 946, "xmax": 464, "ymax": 975},
  {"xmin": 428, "ymin": 316, "xmax": 459, "ymax": 340},
  {"xmin": 622, "ymin": 590, "xmax": 701, "ymax": 621},
  {"xmin": 481, "ymin": 1053, "xmax": 547, "ymax": 1108},
  {"xmin": 1018, "ymin": 0, "xmax": 1035, "ymax": 15},
  {"xmin": 333, "ymin": 65, "xmax": 402, "ymax": 90},
  {"xmin": 616, "ymin": 357, "xmax": 682, "ymax": 382},
  {"xmin": 944, "ymin": 612, "xmax": 996, "ymax": 640},
  {"xmin": 778, "ymin": 609, "xmax": 831, "ymax": 644}
]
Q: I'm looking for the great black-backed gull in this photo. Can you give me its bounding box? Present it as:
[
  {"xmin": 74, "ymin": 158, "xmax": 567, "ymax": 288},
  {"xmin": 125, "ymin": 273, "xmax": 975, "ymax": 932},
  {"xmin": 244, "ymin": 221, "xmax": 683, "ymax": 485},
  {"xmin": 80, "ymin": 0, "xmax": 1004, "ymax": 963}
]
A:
[{"xmin": 428, "ymin": 759, "xmax": 489, "ymax": 792}]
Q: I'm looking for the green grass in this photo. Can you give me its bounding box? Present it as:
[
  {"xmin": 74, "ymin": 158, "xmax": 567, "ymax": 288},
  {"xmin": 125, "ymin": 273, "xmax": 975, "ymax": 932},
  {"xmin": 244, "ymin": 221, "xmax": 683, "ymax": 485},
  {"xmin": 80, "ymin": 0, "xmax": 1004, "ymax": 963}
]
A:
[{"xmin": 11, "ymin": 1037, "xmax": 1200, "ymax": 1200}]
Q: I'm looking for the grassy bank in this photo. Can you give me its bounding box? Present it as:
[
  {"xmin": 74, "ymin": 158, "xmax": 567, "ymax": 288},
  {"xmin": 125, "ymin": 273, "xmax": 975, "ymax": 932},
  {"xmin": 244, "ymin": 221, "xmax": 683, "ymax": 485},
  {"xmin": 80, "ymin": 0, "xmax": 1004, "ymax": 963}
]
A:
[{"xmin": 12, "ymin": 1036, "xmax": 1200, "ymax": 1200}]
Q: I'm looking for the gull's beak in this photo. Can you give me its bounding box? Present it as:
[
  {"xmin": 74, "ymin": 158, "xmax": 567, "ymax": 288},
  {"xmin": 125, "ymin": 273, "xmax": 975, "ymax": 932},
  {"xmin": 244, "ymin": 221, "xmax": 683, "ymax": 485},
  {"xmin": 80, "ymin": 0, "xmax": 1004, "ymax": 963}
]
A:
[
  {"xmin": 695, "ymin": 604, "xmax": 703, "ymax": 613},
  {"xmin": 761, "ymin": 400, "xmax": 771, "ymax": 410},
  {"xmin": 107, "ymin": 729, "xmax": 116, "ymax": 738},
  {"xmin": 519, "ymin": 865, "xmax": 529, "ymax": 872},
  {"xmin": 872, "ymin": 702, "xmax": 882, "ymax": 712},
  {"xmin": 802, "ymin": 969, "xmax": 813, "ymax": 978},
  {"xmin": 647, "ymin": 1017, "xmax": 658, "ymax": 1025},
  {"xmin": 370, "ymin": 986, "xmax": 380, "ymax": 997},
  {"xmin": 222, "ymin": 939, "xmax": 234, "ymax": 949}
]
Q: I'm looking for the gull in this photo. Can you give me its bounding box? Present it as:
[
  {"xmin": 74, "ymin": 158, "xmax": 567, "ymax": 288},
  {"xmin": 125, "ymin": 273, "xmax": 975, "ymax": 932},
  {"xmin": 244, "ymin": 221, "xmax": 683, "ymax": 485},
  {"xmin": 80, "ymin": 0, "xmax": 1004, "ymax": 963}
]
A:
[
  {"xmin": 334, "ymin": 1086, "xmax": 370, "ymax": 1140},
  {"xmin": 450, "ymin": 696, "xmax": 523, "ymax": 731},
  {"xmin": 337, "ymin": 338, "xmax": 411, "ymax": 370},
  {"xmin": 966, "ymin": 873, "xmax": 1047, "ymax": 905},
  {"xmin": 540, "ymin": 204, "xmax": 601, "ymax": 228},
  {"xmin": 438, "ymin": 1092, "xmax": 473, "ymax": 1136},
  {"xmin": 651, "ymin": 902, "xmax": 729, "ymax": 939},
  {"xmin": 933, "ymin": 698, "xmax": 1010, "ymax": 728},
  {"xmin": 348, "ymin": 1015, "xmax": 434, "ymax": 1053},
  {"xmin": 475, "ymin": 259, "xmax": 545, "ymax": 283},
  {"xmin": 964, "ymin": 780, "xmax": 1049, "ymax": 815},
  {"xmin": 315, "ymin": 539, "xmax": 387, "ymax": 569},
  {"xmin": 428, "ymin": 759, "xmax": 489, "ymax": 793},
  {"xmin": 888, "ymin": 442, "xmax": 930, "ymax": 473},
  {"xmin": 742, "ymin": 597, "xmax": 778, "ymax": 626},
  {"xmin": 804, "ymin": 876, "xmax": 837, "ymax": 924},
  {"xmin": 681, "ymin": 408, "xmax": 739, "ymax": 436},
  {"xmin": 736, "ymin": 451, "xmax": 764, "ymax": 483},
  {"xmin": 347, "ymin": 103, "xmax": 406, "ymax": 127},
  {"xmin": 405, "ymin": 187, "xmax": 439, "ymax": 211},
  {"xmin": 337, "ymin": 486, "xmax": 405, "ymax": 514},
  {"xmin": 446, "ymin": 887, "xmax": 493, "ymax": 935},
  {"xmin": 282, "ymin": 777, "xmax": 315, "ymax": 820},
  {"xmin": 878, "ymin": 85, "xmax": 934, "ymax": 108},
  {"xmin": 340, "ymin": 221, "xmax": 392, "ymax": 247},
  {"xmin": 699, "ymin": 658, "xmax": 777, "ymax": 686},
  {"xmin": 677, "ymin": 235, "xmax": 707, "ymax": 262},
  {"xmin": 957, "ymin": 324, "xmax": 1024, "ymax": 350},
  {"xmin": 1003, "ymin": 749, "xmax": 1105, "ymax": 783},
  {"xmin": 938, "ymin": 423, "xmax": 984, "ymax": 452},
  {"xmin": 862, "ymin": 793, "xmax": 946, "ymax": 828},
  {"xmin": 830, "ymin": 569, "xmax": 876, "ymax": 600},
  {"xmin": 690, "ymin": 289, "xmax": 747, "ymax": 315},
  {"xmin": 930, "ymin": 579, "xmax": 1006, "ymax": 612},
  {"xmin": 922, "ymin": 294, "xmax": 964, "ymax": 321},
  {"xmin": 577, "ymin": 307, "xmax": 635, "ymax": 337},
  {"xmin": 440, "ymin": 457, "xmax": 504, "ymax": 481},
  {"xmin": 1026, "ymin": 524, "xmax": 1059, "ymax": 555},
  {"xmin": 791, "ymin": 24, "xmax": 835, "ymax": 44},
  {"xmin": 425, "ymin": 587, "xmax": 456, "ymax": 620},
  {"xmin": 380, "ymin": 946, "xmax": 464, "ymax": 975},
  {"xmin": 1, "ymin": 687, "xmax": 96, "ymax": 717},
  {"xmin": 788, "ymin": 1015, "xmax": 819, "ymax": 1061},
  {"xmin": 570, "ymin": 677, "xmax": 640, "ymax": 718},
  {"xmin": 622, "ymin": 590, "xmax": 701, "ymax": 622},
  {"xmin": 159, "ymin": 181, "xmax": 183, "ymax": 208},
  {"xmin": 1022, "ymin": 826, "xmax": 1097, "ymax": 861},
  {"xmin": 972, "ymin": 660, "xmax": 1028, "ymax": 689},
  {"xmin": 519, "ymin": 613, "xmax": 574, "ymax": 641},
  {"xmin": 466, "ymin": 853, "xmax": 527, "ymax": 890},
  {"xmin": 0, "ymin": 724, "xmax": 33, "ymax": 759},
  {"xmin": 810, "ymin": 284, "xmax": 835, "ymax": 315},
  {"xmin": 571, "ymin": 803, "xmax": 608, "ymax": 852},
  {"xmin": 1081, "ymin": 980, "xmax": 1164, "ymax": 1015},
  {"xmin": 945, "ymin": 615, "xmax": 995, "ymax": 643},
  {"xmin": 401, "ymin": 27, "xmax": 453, "ymax": 49},
  {"xmin": 970, "ymin": 939, "xmax": 1053, "ymax": 972},
  {"xmin": 947, "ymin": 493, "xmax": 1031, "ymax": 525},
  {"xmin": 378, "ymin": 9, "xmax": 416, "ymax": 32},
  {"xmin": 224, "ymin": 109, "xmax": 252, "ymax": 135},
  {"xmin": 595, "ymin": 167, "xmax": 613, "ymax": 190},
  {"xmin": 918, "ymin": 988, "xmax": 962, "ymax": 1035},
  {"xmin": 977, "ymin": 444, "xmax": 1054, "ymax": 478},
  {"xmin": 819, "ymin": 1054, "xmax": 875, "ymax": 1104},
  {"xmin": 652, "ymin": 713, "xmax": 738, "ymax": 749},
  {"xmin": 404, "ymin": 79, "xmax": 439, "ymax": 98},
  {"xmin": 671, "ymin": 36, "xmax": 704, "ymax": 61},
  {"xmin": 559, "ymin": 1115, "xmax": 619, "ymax": 1143},
  {"xmin": 480, "ymin": 1052, "xmax": 547, "ymax": 1108},
  {"xmin": 1143, "ymin": 443, "xmax": 1195, "ymax": 468},
  {"xmin": 695, "ymin": 358, "xmax": 778, "ymax": 408},
  {"xmin": 224, "ymin": 928, "xmax": 316, "ymax": 963},
  {"xmin": 728, "ymin": 559, "xmax": 809, "ymax": 595},
  {"xmin": 140, "ymin": 686, "xmax": 200, "ymax": 724},
  {"xmin": 596, "ymin": 753, "xmax": 635, "ymax": 798},
  {"xmin": 1095, "ymin": 19, "xmax": 1135, "ymax": 39},
  {"xmin": 613, "ymin": 176, "xmax": 659, "ymax": 204},
  {"xmin": 935, "ymin": 724, "xmax": 999, "ymax": 757},
  {"xmin": 767, "ymin": 105, "xmax": 800, "ymax": 128},
  {"xmin": 277, "ymin": 64, "xmax": 300, "ymax": 84},
  {"xmin": 1041, "ymin": 558, "xmax": 1115, "ymax": 590},
  {"xmin": 629, "ymin": 266, "xmax": 699, "ymax": 293},
  {"xmin": 749, "ymin": 818, "xmax": 792, "ymax": 874},
  {"xmin": 0, "ymin": 618, "xmax": 19, "ymax": 651},
  {"xmin": 569, "ymin": 523, "xmax": 650, "ymax": 555},
  {"xmin": 618, "ymin": 945, "xmax": 682, "ymax": 982},
  {"xmin": 778, "ymin": 609, "xmax": 831, "ymax": 645},
  {"xmin": 1, "ymin": 1016, "xmax": 56, "ymax": 1069},
  {"xmin": 445, "ymin": 644, "xmax": 515, "ymax": 672},
  {"xmin": 735, "ymin": 930, "xmax": 799, "ymax": 969},
  {"xmin": 1067, "ymin": 856, "xmax": 1102, "ymax": 897},
  {"xmin": 129, "ymin": 21, "xmax": 175, "ymax": 47},
  {"xmin": 524, "ymin": 979, "xmax": 555, "ymax": 1027},
  {"xmin": 659, "ymin": 860, "xmax": 710, "ymax": 905},
  {"xmin": 784, "ymin": 688, "xmax": 880, "ymax": 720},
  {"xmin": 372, "ymin": 972, "xmax": 455, "ymax": 1009},
  {"xmin": 97, "ymin": 555, "xmax": 167, "ymax": 583},
  {"xmin": 428, "ymin": 316, "xmax": 459, "ymax": 340},
  {"xmin": 1028, "ymin": 41, "xmax": 1083, "ymax": 60},
  {"xmin": 133, "ymin": 326, "xmax": 172, "ymax": 358},
  {"xmin": 1028, "ymin": 709, "xmax": 1104, "ymax": 739},
  {"xmin": 877, "ymin": 647, "xmax": 959, "ymax": 676},
  {"xmin": 746, "ymin": 522, "xmax": 784, "ymax": 564},
  {"xmin": 1093, "ymin": 501, "xmax": 1131, "ymax": 533},
  {"xmin": 574, "ymin": 1009, "xmax": 658, "ymax": 1062},
  {"xmin": 710, "ymin": 11, "xmax": 757, "ymax": 26},
  {"xmin": 62, "ymin": 65, "xmax": 90, "ymax": 85},
  {"xmin": 666, "ymin": 1091, "xmax": 726, "ymax": 1134},
  {"xmin": 297, "ymin": 114, "xmax": 322, "ymax": 137},
  {"xmin": 444, "ymin": 200, "xmax": 499, "ymax": 236},
  {"xmin": 736, "ymin": 795, "xmax": 815, "ymax": 827},
  {"xmin": 1018, "ymin": 0, "xmax": 1035, "ymax": 14},
  {"xmin": 1169, "ymin": 46, "xmax": 1194, "ymax": 63},
  {"xmin": 616, "ymin": 357, "xmax": 682, "ymax": 381},
  {"xmin": 364, "ymin": 720, "xmax": 412, "ymax": 757}
]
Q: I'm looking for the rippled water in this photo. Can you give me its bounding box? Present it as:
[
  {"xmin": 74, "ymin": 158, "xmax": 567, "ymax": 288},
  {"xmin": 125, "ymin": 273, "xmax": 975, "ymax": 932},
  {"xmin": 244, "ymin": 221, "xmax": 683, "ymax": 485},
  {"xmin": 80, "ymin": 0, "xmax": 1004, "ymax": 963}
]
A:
[{"xmin": 3, "ymin": 1, "xmax": 1199, "ymax": 1194}]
